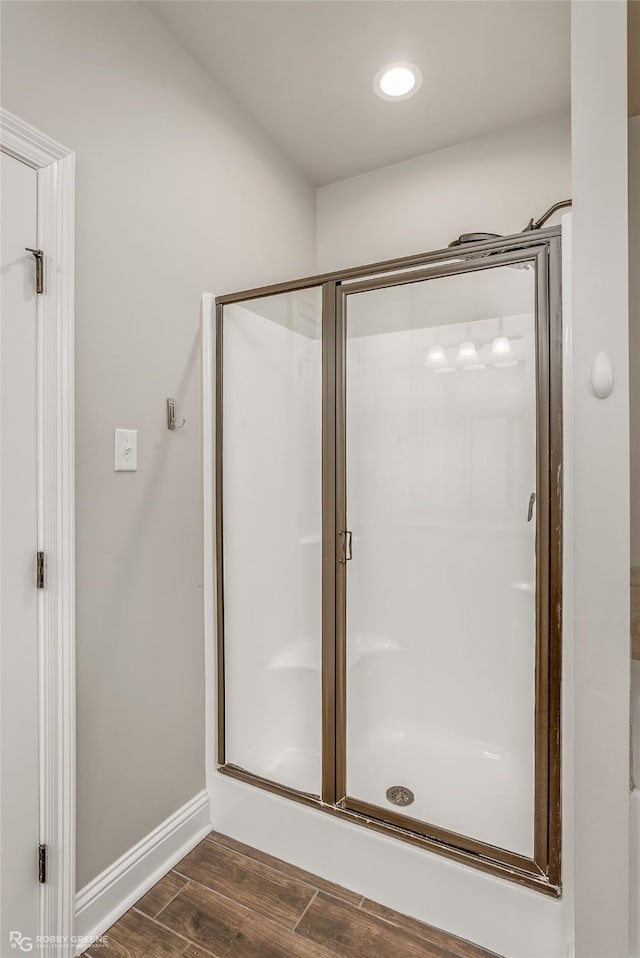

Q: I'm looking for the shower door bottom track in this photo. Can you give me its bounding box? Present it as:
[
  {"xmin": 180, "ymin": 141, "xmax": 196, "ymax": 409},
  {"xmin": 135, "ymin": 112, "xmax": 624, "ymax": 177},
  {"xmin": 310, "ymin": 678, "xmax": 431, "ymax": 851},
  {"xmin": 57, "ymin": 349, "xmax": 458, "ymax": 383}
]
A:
[{"xmin": 218, "ymin": 763, "xmax": 559, "ymax": 897}]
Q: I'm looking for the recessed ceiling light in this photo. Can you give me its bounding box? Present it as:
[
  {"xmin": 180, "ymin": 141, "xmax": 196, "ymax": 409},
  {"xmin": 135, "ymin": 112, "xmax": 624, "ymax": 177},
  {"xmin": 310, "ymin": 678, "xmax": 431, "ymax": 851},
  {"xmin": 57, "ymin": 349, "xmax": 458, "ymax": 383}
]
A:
[{"xmin": 373, "ymin": 61, "xmax": 423, "ymax": 101}]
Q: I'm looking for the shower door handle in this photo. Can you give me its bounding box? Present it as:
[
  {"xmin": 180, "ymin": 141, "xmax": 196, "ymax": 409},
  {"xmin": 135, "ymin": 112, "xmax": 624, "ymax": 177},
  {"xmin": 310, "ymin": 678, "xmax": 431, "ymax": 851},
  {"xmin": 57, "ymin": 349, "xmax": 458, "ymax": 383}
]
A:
[{"xmin": 338, "ymin": 530, "xmax": 353, "ymax": 563}]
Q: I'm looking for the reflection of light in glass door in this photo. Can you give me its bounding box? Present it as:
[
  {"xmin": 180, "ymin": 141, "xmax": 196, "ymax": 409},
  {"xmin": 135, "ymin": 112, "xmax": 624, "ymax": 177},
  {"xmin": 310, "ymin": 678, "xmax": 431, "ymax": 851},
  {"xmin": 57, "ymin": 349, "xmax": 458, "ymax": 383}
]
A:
[{"xmin": 338, "ymin": 259, "xmax": 541, "ymax": 862}]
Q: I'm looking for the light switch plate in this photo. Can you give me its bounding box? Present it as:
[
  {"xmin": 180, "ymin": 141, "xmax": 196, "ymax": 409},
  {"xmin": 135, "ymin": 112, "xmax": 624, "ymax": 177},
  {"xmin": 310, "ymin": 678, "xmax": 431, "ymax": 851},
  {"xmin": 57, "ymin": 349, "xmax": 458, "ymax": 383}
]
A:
[{"xmin": 114, "ymin": 428, "xmax": 137, "ymax": 471}]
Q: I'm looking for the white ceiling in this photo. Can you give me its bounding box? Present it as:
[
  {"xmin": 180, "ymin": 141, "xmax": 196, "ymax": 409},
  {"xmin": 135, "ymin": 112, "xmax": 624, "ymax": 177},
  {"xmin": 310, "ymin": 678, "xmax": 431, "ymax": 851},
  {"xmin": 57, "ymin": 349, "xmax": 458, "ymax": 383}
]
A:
[{"xmin": 146, "ymin": 0, "xmax": 570, "ymax": 187}]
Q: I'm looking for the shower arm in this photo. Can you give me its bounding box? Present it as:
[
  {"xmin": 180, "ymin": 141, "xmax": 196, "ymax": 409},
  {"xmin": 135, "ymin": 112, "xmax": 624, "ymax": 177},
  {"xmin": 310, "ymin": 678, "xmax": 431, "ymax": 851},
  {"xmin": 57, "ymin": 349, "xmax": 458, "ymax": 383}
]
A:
[{"xmin": 521, "ymin": 199, "xmax": 572, "ymax": 232}]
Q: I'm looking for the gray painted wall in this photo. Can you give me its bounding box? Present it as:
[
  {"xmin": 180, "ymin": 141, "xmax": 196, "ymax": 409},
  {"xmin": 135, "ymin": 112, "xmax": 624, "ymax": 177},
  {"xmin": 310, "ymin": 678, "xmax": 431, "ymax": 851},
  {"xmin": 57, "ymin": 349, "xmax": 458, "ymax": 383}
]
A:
[
  {"xmin": 316, "ymin": 112, "xmax": 571, "ymax": 272},
  {"xmin": 0, "ymin": 0, "xmax": 316, "ymax": 888}
]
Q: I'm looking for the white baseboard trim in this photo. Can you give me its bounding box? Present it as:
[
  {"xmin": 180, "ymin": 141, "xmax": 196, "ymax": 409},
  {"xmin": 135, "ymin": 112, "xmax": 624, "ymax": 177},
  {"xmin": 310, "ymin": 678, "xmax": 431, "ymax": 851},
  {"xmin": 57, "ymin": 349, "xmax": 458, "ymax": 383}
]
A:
[{"xmin": 74, "ymin": 790, "xmax": 210, "ymax": 954}]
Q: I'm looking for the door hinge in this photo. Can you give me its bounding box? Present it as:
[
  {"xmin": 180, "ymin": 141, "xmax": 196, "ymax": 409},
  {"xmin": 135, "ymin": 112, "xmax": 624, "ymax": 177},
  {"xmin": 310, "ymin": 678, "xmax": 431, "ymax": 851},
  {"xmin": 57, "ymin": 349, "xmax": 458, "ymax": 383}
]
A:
[
  {"xmin": 36, "ymin": 551, "xmax": 46, "ymax": 589},
  {"xmin": 38, "ymin": 844, "xmax": 47, "ymax": 884},
  {"xmin": 25, "ymin": 248, "xmax": 44, "ymax": 294}
]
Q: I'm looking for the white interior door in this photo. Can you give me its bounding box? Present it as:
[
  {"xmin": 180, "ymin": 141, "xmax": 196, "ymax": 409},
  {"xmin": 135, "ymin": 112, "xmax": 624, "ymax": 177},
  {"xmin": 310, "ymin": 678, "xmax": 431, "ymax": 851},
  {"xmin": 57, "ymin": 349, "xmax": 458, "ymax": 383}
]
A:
[{"xmin": 0, "ymin": 150, "xmax": 41, "ymax": 952}]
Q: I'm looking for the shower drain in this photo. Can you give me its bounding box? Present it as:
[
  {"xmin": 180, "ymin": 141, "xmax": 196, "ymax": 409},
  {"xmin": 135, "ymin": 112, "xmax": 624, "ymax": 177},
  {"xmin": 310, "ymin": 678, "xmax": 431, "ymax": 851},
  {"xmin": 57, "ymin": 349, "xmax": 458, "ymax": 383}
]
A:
[{"xmin": 385, "ymin": 785, "xmax": 415, "ymax": 807}]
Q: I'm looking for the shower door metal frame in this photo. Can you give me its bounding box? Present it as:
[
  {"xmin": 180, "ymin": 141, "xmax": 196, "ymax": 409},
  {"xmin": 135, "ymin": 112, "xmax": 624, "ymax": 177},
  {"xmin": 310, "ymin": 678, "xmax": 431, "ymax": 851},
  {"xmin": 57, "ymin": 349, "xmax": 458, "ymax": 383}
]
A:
[{"xmin": 213, "ymin": 227, "xmax": 562, "ymax": 897}]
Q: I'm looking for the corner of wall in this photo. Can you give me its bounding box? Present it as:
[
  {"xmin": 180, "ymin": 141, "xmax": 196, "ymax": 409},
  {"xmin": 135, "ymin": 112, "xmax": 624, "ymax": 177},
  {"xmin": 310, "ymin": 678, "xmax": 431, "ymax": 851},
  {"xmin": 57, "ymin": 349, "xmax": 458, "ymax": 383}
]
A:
[{"xmin": 74, "ymin": 791, "xmax": 210, "ymax": 954}]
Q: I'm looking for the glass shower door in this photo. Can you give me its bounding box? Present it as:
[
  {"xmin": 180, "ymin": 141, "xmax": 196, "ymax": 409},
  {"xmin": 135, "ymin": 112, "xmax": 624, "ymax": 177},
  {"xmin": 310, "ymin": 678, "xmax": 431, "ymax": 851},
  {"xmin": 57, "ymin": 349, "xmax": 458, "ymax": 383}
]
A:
[
  {"xmin": 220, "ymin": 287, "xmax": 323, "ymax": 797},
  {"xmin": 337, "ymin": 252, "xmax": 548, "ymax": 865}
]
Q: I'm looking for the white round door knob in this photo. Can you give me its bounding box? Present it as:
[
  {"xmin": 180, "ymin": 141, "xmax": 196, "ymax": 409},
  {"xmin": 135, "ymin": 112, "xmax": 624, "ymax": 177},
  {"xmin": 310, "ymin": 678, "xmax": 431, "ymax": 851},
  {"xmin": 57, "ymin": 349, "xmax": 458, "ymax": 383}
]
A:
[{"xmin": 591, "ymin": 352, "xmax": 614, "ymax": 399}]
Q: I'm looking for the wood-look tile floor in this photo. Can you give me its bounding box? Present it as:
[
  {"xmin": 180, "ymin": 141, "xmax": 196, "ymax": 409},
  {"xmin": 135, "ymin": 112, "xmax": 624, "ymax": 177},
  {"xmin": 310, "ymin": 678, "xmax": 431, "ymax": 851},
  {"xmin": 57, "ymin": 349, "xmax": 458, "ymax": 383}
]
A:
[{"xmin": 86, "ymin": 831, "xmax": 501, "ymax": 958}]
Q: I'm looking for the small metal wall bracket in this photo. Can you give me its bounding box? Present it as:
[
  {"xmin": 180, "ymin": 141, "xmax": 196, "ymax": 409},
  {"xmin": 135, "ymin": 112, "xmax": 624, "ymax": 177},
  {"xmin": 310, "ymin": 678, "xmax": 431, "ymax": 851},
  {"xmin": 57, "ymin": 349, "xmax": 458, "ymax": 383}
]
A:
[
  {"xmin": 167, "ymin": 398, "xmax": 185, "ymax": 431},
  {"xmin": 25, "ymin": 247, "xmax": 44, "ymax": 294},
  {"xmin": 36, "ymin": 551, "xmax": 46, "ymax": 589},
  {"xmin": 38, "ymin": 844, "xmax": 47, "ymax": 884}
]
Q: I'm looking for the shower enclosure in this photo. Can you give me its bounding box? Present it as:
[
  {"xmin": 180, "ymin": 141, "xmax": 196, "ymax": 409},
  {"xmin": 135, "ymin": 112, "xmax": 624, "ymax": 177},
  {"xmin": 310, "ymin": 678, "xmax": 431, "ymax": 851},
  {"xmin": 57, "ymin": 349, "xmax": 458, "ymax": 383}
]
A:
[{"xmin": 214, "ymin": 229, "xmax": 562, "ymax": 894}]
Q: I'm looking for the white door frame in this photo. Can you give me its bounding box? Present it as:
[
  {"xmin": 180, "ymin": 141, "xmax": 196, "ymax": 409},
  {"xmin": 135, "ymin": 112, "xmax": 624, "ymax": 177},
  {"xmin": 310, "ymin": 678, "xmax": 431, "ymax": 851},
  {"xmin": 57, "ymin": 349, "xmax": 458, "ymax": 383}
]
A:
[{"xmin": 1, "ymin": 109, "xmax": 76, "ymax": 956}]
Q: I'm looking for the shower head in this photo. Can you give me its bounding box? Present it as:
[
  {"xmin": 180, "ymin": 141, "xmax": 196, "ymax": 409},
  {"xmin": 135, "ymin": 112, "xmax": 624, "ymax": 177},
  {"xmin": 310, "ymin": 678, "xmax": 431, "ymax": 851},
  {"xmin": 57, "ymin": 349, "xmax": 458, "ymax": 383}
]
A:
[
  {"xmin": 447, "ymin": 199, "xmax": 572, "ymax": 251},
  {"xmin": 447, "ymin": 232, "xmax": 501, "ymax": 248}
]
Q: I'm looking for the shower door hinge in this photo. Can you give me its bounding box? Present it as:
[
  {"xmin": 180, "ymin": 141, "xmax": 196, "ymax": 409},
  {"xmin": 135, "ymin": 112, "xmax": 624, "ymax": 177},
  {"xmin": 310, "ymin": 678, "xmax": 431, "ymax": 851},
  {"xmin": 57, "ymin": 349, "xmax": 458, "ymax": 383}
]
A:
[
  {"xmin": 36, "ymin": 551, "xmax": 46, "ymax": 589},
  {"xmin": 25, "ymin": 248, "xmax": 44, "ymax": 294},
  {"xmin": 38, "ymin": 844, "xmax": 47, "ymax": 884}
]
